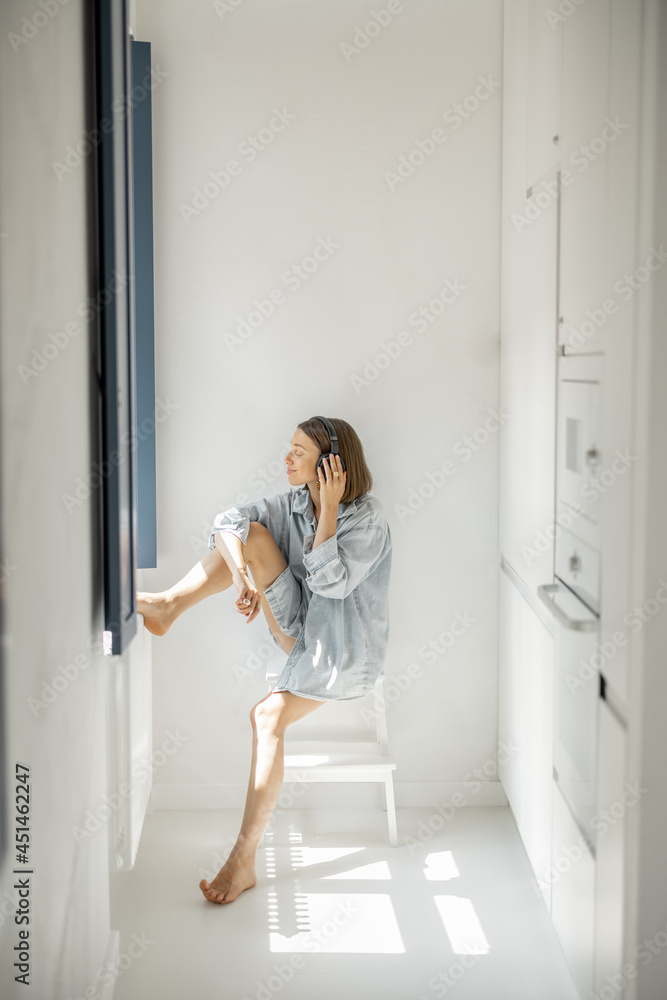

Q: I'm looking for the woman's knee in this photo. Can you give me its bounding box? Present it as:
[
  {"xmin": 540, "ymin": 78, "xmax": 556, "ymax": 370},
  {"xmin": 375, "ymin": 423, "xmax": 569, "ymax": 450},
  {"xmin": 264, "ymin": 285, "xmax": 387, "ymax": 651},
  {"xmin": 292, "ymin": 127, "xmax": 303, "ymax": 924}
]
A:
[
  {"xmin": 245, "ymin": 521, "xmax": 277, "ymax": 562},
  {"xmin": 250, "ymin": 697, "xmax": 284, "ymax": 737}
]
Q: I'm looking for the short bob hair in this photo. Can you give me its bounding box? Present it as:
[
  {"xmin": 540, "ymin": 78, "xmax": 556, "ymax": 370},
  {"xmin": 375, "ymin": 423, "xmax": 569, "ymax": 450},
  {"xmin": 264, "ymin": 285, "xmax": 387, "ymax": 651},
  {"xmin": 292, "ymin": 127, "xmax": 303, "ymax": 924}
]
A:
[{"xmin": 297, "ymin": 416, "xmax": 373, "ymax": 504}]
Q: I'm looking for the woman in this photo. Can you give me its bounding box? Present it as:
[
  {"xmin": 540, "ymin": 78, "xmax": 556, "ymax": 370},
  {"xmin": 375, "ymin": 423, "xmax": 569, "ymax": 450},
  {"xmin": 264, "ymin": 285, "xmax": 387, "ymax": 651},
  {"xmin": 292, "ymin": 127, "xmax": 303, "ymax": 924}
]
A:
[{"xmin": 137, "ymin": 415, "xmax": 392, "ymax": 905}]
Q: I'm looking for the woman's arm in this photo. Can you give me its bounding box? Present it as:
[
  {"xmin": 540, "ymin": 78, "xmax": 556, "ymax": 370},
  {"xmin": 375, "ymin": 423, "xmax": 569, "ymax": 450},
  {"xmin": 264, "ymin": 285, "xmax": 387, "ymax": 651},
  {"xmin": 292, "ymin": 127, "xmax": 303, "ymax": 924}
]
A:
[
  {"xmin": 214, "ymin": 529, "xmax": 247, "ymax": 575},
  {"xmin": 303, "ymin": 523, "xmax": 390, "ymax": 600},
  {"xmin": 208, "ymin": 491, "xmax": 290, "ymax": 621},
  {"xmin": 311, "ymin": 454, "xmax": 345, "ymax": 553},
  {"xmin": 305, "ymin": 456, "xmax": 390, "ymax": 599},
  {"xmin": 214, "ymin": 529, "xmax": 261, "ymax": 622},
  {"xmin": 311, "ymin": 508, "xmax": 337, "ymax": 552}
]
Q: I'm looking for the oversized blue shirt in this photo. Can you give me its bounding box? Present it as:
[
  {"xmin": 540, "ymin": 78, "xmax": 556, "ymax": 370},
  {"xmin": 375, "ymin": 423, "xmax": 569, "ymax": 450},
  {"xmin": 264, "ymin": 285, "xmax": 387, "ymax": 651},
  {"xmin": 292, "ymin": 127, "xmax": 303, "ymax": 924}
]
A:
[{"xmin": 207, "ymin": 485, "xmax": 392, "ymax": 700}]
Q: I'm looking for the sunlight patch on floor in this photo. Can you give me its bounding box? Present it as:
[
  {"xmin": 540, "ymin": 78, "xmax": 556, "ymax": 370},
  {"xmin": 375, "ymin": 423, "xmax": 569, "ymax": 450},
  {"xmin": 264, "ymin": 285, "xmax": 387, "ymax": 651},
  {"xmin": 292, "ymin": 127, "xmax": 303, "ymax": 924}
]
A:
[
  {"xmin": 323, "ymin": 859, "xmax": 391, "ymax": 880},
  {"xmin": 270, "ymin": 893, "xmax": 405, "ymax": 953},
  {"xmin": 433, "ymin": 895, "xmax": 491, "ymax": 955},
  {"xmin": 290, "ymin": 846, "xmax": 364, "ymax": 868},
  {"xmin": 423, "ymin": 850, "xmax": 460, "ymax": 881}
]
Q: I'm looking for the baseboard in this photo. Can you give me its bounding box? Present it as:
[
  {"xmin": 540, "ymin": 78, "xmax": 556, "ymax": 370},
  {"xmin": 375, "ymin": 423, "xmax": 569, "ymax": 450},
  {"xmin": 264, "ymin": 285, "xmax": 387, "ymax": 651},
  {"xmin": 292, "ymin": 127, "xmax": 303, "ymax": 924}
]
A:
[{"xmin": 151, "ymin": 780, "xmax": 508, "ymax": 810}]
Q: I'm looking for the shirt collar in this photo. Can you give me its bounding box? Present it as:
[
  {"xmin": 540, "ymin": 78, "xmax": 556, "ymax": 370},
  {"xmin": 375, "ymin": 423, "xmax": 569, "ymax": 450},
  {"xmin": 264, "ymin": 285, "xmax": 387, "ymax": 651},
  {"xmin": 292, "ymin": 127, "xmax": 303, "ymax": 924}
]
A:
[{"xmin": 292, "ymin": 485, "xmax": 359, "ymax": 521}]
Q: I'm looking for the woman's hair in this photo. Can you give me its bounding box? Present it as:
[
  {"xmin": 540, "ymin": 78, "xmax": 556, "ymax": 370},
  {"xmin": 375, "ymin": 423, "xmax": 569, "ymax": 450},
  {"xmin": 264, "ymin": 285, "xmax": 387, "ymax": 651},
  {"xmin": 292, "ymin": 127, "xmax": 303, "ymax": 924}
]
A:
[{"xmin": 297, "ymin": 416, "xmax": 373, "ymax": 504}]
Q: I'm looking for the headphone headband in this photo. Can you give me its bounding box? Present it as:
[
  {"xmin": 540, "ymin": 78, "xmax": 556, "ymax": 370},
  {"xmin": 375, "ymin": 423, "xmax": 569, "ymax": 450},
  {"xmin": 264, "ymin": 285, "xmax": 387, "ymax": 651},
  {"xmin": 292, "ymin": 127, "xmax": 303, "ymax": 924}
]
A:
[{"xmin": 314, "ymin": 415, "xmax": 339, "ymax": 454}]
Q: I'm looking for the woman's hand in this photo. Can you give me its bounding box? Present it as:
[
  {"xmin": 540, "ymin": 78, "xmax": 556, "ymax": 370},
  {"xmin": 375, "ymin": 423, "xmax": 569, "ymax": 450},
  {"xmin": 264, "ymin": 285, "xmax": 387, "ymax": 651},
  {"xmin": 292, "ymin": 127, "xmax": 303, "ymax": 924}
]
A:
[
  {"xmin": 317, "ymin": 454, "xmax": 347, "ymax": 511},
  {"xmin": 232, "ymin": 567, "xmax": 261, "ymax": 623}
]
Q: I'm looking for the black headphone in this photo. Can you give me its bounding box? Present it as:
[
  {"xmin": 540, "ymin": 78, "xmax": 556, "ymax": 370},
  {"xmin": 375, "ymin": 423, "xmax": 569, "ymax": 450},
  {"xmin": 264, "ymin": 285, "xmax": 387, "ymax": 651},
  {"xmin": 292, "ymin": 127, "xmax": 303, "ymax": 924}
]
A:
[{"xmin": 314, "ymin": 416, "xmax": 346, "ymax": 474}]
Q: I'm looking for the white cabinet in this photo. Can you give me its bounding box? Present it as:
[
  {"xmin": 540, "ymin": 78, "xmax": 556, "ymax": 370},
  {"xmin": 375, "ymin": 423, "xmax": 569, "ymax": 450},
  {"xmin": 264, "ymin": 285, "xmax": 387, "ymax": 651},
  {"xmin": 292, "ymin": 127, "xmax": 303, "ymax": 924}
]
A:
[
  {"xmin": 551, "ymin": 780, "xmax": 596, "ymax": 998},
  {"xmin": 107, "ymin": 616, "xmax": 153, "ymax": 871},
  {"xmin": 498, "ymin": 570, "xmax": 555, "ymax": 912},
  {"xmin": 499, "ymin": 3, "xmax": 559, "ymax": 916},
  {"xmin": 501, "ymin": 3, "xmax": 664, "ymax": 999},
  {"xmin": 558, "ymin": 0, "xmax": 611, "ymax": 350},
  {"xmin": 500, "ymin": 2, "xmax": 558, "ymax": 599},
  {"xmin": 593, "ymin": 697, "xmax": 627, "ymax": 995},
  {"xmin": 526, "ymin": 0, "xmax": 562, "ymax": 190}
]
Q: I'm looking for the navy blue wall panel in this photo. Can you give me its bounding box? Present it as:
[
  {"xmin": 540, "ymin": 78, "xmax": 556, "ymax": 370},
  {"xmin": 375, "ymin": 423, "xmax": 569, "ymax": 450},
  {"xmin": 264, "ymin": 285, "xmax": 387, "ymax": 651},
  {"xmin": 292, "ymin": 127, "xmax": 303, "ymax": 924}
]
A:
[{"xmin": 131, "ymin": 40, "xmax": 157, "ymax": 568}]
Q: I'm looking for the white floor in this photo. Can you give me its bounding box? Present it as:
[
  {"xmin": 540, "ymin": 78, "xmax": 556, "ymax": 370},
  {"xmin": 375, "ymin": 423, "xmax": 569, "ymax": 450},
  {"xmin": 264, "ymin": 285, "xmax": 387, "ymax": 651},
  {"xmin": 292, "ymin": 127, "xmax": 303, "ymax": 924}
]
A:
[{"xmin": 109, "ymin": 805, "xmax": 579, "ymax": 1000}]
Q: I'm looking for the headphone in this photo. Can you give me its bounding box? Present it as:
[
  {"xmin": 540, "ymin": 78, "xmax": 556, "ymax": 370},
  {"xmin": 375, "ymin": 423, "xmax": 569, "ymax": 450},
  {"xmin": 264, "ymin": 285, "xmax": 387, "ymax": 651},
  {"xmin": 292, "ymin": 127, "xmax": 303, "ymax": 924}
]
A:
[{"xmin": 314, "ymin": 416, "xmax": 346, "ymax": 474}]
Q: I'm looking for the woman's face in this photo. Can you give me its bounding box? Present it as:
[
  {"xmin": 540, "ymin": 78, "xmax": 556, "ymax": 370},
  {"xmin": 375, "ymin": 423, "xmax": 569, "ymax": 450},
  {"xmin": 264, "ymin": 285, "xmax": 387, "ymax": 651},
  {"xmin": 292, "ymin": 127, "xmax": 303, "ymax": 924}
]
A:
[{"xmin": 285, "ymin": 428, "xmax": 320, "ymax": 486}]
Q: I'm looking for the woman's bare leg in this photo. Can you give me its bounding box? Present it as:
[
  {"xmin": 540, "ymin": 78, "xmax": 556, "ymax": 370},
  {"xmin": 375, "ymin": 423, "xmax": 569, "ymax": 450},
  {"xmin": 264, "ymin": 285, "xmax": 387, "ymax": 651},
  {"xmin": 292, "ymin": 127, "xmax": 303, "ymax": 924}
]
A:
[
  {"xmin": 137, "ymin": 548, "xmax": 234, "ymax": 635},
  {"xmin": 242, "ymin": 522, "xmax": 300, "ymax": 655},
  {"xmin": 137, "ymin": 522, "xmax": 297, "ymax": 650},
  {"xmin": 199, "ymin": 690, "xmax": 325, "ymax": 905}
]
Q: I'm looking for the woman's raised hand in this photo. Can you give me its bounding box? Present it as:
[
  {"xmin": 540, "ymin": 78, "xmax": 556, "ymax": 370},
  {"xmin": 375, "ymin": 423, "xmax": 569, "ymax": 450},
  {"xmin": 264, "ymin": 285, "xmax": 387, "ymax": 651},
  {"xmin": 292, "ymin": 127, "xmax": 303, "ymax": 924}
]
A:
[
  {"xmin": 317, "ymin": 454, "xmax": 347, "ymax": 510},
  {"xmin": 232, "ymin": 567, "xmax": 261, "ymax": 623}
]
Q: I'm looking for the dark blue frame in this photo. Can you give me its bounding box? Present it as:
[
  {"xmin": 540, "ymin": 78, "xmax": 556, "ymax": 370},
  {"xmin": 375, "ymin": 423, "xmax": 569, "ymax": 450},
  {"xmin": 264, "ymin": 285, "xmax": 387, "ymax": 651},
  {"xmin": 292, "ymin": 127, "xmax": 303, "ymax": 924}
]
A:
[
  {"xmin": 95, "ymin": 0, "xmax": 137, "ymax": 656},
  {"xmin": 131, "ymin": 40, "xmax": 157, "ymax": 569}
]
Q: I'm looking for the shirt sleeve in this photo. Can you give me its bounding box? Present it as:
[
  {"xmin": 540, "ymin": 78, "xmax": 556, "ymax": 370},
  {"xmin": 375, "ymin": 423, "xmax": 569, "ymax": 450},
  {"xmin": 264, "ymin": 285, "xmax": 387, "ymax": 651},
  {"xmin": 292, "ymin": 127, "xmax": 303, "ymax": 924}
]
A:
[
  {"xmin": 302, "ymin": 522, "xmax": 390, "ymax": 600},
  {"xmin": 207, "ymin": 492, "xmax": 289, "ymax": 550}
]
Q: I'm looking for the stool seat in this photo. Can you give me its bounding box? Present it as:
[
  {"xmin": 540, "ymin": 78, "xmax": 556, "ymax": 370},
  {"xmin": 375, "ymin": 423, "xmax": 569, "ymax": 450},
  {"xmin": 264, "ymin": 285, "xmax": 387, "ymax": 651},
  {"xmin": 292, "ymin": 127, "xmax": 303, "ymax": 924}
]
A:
[{"xmin": 283, "ymin": 738, "xmax": 397, "ymax": 774}]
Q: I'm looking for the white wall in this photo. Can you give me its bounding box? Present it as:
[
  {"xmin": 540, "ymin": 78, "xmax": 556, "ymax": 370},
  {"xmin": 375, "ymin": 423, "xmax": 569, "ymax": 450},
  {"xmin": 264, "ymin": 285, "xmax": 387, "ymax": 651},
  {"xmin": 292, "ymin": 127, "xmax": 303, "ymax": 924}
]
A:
[
  {"xmin": 0, "ymin": 2, "xmax": 113, "ymax": 996},
  {"xmin": 625, "ymin": 1, "xmax": 667, "ymax": 995},
  {"xmin": 135, "ymin": 0, "xmax": 504, "ymax": 805}
]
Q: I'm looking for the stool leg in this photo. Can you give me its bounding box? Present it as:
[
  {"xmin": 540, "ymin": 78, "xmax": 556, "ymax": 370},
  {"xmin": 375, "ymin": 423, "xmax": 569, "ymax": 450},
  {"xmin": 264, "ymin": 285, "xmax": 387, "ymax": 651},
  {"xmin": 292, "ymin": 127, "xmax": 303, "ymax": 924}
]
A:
[
  {"xmin": 384, "ymin": 776, "xmax": 398, "ymax": 847},
  {"xmin": 380, "ymin": 782, "xmax": 387, "ymax": 811}
]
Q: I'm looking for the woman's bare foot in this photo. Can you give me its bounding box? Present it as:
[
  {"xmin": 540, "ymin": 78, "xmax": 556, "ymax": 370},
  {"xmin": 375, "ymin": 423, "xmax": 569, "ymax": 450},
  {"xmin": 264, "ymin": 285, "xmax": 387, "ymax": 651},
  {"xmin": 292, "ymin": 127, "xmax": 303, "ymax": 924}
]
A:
[
  {"xmin": 199, "ymin": 854, "xmax": 257, "ymax": 904},
  {"xmin": 136, "ymin": 591, "xmax": 176, "ymax": 636}
]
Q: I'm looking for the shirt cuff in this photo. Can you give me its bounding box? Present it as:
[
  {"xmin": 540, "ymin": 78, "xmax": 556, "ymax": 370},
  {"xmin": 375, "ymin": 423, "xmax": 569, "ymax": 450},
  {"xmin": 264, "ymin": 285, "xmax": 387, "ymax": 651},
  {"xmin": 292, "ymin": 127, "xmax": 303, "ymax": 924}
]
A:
[
  {"xmin": 208, "ymin": 523, "xmax": 249, "ymax": 550},
  {"xmin": 302, "ymin": 533, "xmax": 338, "ymax": 572}
]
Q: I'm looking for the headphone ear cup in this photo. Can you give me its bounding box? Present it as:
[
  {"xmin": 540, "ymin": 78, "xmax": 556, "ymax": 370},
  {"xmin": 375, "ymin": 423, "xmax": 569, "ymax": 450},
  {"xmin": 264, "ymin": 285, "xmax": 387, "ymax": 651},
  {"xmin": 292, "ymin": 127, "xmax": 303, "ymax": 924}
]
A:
[{"xmin": 317, "ymin": 453, "xmax": 346, "ymax": 473}]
